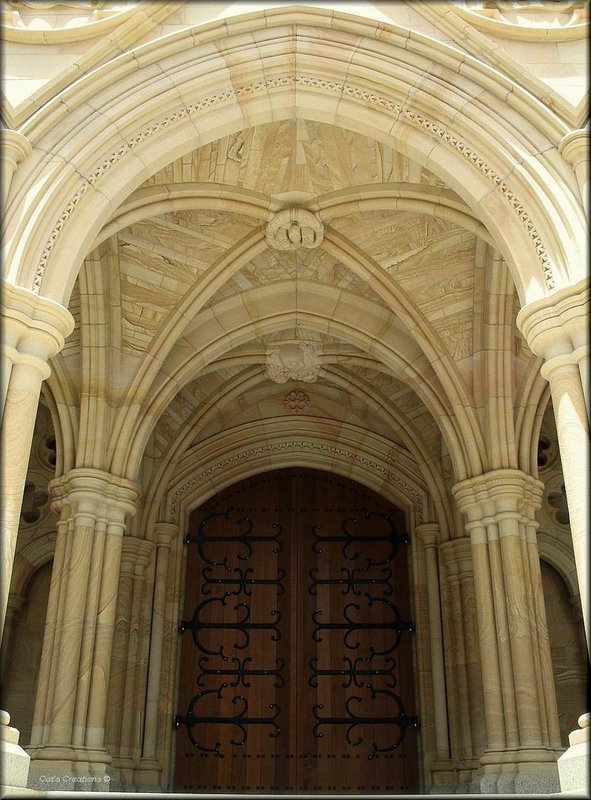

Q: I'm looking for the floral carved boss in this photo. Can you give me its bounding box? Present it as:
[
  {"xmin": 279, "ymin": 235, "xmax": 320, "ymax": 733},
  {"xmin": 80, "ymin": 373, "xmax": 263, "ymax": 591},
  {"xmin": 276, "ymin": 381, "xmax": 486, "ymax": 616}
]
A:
[
  {"xmin": 266, "ymin": 342, "xmax": 320, "ymax": 383},
  {"xmin": 264, "ymin": 208, "xmax": 324, "ymax": 251}
]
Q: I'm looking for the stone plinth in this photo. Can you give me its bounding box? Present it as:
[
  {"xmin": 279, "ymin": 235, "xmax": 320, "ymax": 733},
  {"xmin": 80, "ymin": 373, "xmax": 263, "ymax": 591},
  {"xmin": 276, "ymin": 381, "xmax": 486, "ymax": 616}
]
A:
[
  {"xmin": 0, "ymin": 710, "xmax": 30, "ymax": 794},
  {"xmin": 557, "ymin": 712, "xmax": 591, "ymax": 795}
]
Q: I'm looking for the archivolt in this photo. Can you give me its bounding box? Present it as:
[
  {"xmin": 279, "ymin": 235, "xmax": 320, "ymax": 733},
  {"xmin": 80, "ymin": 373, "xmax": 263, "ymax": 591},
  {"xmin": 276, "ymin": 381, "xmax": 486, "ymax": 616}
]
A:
[
  {"xmin": 8, "ymin": 532, "xmax": 57, "ymax": 598},
  {"xmin": 4, "ymin": 8, "xmax": 584, "ymax": 304},
  {"xmin": 136, "ymin": 365, "xmax": 452, "ymax": 539},
  {"xmin": 161, "ymin": 418, "xmax": 431, "ymax": 533}
]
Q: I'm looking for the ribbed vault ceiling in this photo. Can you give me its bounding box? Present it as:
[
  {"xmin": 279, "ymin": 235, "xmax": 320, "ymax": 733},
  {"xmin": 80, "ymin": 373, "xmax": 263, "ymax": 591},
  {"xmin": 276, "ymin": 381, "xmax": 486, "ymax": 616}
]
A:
[{"xmin": 57, "ymin": 117, "xmax": 535, "ymax": 491}]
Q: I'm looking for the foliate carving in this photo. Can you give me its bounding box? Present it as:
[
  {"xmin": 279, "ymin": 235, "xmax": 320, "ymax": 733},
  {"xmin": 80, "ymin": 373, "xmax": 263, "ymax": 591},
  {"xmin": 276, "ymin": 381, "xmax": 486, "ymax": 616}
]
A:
[
  {"xmin": 34, "ymin": 75, "xmax": 555, "ymax": 292},
  {"xmin": 283, "ymin": 390, "xmax": 311, "ymax": 412},
  {"xmin": 3, "ymin": 2, "xmax": 129, "ymax": 39},
  {"xmin": 20, "ymin": 480, "xmax": 49, "ymax": 524},
  {"xmin": 546, "ymin": 483, "xmax": 570, "ymax": 526},
  {"xmin": 457, "ymin": 1, "xmax": 588, "ymax": 31},
  {"xmin": 264, "ymin": 208, "xmax": 324, "ymax": 251},
  {"xmin": 537, "ymin": 435, "xmax": 558, "ymax": 471},
  {"xmin": 265, "ymin": 341, "xmax": 319, "ymax": 384}
]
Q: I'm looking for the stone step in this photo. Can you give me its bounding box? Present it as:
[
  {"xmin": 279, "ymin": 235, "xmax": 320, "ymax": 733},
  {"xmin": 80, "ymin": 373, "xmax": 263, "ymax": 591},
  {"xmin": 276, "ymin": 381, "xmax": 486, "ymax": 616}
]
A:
[{"xmin": 10, "ymin": 793, "xmax": 566, "ymax": 799}]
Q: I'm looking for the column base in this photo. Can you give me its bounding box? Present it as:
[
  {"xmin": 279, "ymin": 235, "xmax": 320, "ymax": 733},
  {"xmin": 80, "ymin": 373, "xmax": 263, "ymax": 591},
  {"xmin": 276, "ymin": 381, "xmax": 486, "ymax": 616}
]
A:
[
  {"xmin": 27, "ymin": 746, "xmax": 112, "ymax": 792},
  {"xmin": 557, "ymin": 713, "xmax": 590, "ymax": 796},
  {"xmin": 0, "ymin": 710, "xmax": 31, "ymax": 793},
  {"xmin": 428, "ymin": 758, "xmax": 456, "ymax": 793},
  {"xmin": 107, "ymin": 755, "xmax": 137, "ymax": 791},
  {"xmin": 134, "ymin": 758, "xmax": 163, "ymax": 791},
  {"xmin": 479, "ymin": 748, "xmax": 561, "ymax": 793}
]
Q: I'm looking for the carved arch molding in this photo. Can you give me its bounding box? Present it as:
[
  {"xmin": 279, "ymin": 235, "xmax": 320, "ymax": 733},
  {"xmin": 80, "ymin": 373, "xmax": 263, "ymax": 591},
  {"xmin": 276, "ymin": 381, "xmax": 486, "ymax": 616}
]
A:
[{"xmin": 33, "ymin": 76, "xmax": 555, "ymax": 294}]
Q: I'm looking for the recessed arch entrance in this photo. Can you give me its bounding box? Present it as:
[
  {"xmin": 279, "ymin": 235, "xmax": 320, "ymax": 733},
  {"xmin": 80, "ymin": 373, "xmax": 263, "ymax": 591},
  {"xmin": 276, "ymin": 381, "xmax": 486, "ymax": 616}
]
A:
[
  {"xmin": 174, "ymin": 467, "xmax": 420, "ymax": 793},
  {"xmin": 4, "ymin": 3, "xmax": 588, "ymax": 796}
]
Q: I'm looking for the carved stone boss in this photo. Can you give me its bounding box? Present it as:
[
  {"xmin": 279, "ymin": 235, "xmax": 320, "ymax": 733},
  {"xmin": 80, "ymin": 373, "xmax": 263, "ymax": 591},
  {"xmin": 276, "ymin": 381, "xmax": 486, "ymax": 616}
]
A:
[{"xmin": 265, "ymin": 342, "xmax": 320, "ymax": 384}]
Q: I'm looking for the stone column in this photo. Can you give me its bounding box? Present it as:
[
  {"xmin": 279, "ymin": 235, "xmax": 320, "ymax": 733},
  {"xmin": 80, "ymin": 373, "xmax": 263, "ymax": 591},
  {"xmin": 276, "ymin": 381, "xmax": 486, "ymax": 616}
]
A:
[
  {"xmin": 0, "ymin": 282, "xmax": 73, "ymax": 793},
  {"xmin": 0, "ymin": 594, "xmax": 26, "ymax": 676},
  {"xmin": 451, "ymin": 536, "xmax": 487, "ymax": 791},
  {"xmin": 559, "ymin": 130, "xmax": 589, "ymax": 219},
  {"xmin": 136, "ymin": 522, "xmax": 178, "ymax": 789},
  {"xmin": 453, "ymin": 469, "xmax": 563, "ymax": 794},
  {"xmin": 439, "ymin": 538, "xmax": 481, "ymax": 788},
  {"xmin": 1, "ymin": 281, "xmax": 74, "ymax": 642},
  {"xmin": 0, "ymin": 130, "xmax": 32, "ymax": 205},
  {"xmin": 27, "ymin": 468, "xmax": 140, "ymax": 791},
  {"xmin": 454, "ymin": 539, "xmax": 487, "ymax": 762},
  {"xmin": 137, "ymin": 522, "xmax": 179, "ymax": 788},
  {"xmin": 108, "ymin": 537, "xmax": 154, "ymax": 788},
  {"xmin": 416, "ymin": 524, "xmax": 449, "ymax": 761},
  {"xmin": 517, "ymin": 279, "xmax": 590, "ymax": 796},
  {"xmin": 517, "ymin": 279, "xmax": 589, "ymax": 653}
]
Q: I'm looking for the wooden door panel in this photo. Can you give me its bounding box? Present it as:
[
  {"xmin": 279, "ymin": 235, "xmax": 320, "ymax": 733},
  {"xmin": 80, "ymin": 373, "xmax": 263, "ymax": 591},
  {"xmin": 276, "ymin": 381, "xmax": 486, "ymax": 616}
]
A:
[{"xmin": 175, "ymin": 469, "xmax": 418, "ymax": 793}]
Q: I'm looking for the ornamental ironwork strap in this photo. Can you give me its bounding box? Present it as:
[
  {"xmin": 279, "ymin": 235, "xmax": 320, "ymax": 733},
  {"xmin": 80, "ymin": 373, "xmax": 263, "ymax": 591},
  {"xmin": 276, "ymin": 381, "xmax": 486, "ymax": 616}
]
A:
[
  {"xmin": 312, "ymin": 688, "xmax": 419, "ymax": 760},
  {"xmin": 179, "ymin": 596, "xmax": 281, "ymax": 657},
  {"xmin": 202, "ymin": 565, "xmax": 286, "ymax": 597},
  {"xmin": 311, "ymin": 598, "xmax": 413, "ymax": 656},
  {"xmin": 177, "ymin": 507, "xmax": 286, "ymax": 757},
  {"xmin": 184, "ymin": 510, "xmax": 282, "ymax": 568},
  {"xmin": 309, "ymin": 655, "xmax": 398, "ymax": 689},
  {"xmin": 197, "ymin": 655, "xmax": 285, "ymax": 689},
  {"xmin": 175, "ymin": 690, "xmax": 281, "ymax": 758},
  {"xmin": 312, "ymin": 511, "xmax": 408, "ymax": 566},
  {"xmin": 309, "ymin": 565, "xmax": 393, "ymax": 596},
  {"xmin": 307, "ymin": 510, "xmax": 418, "ymax": 757}
]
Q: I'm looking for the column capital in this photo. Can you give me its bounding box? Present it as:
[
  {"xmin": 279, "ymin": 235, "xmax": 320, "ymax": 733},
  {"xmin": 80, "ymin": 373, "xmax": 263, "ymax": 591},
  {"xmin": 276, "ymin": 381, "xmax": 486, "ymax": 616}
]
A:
[
  {"xmin": 153, "ymin": 521, "xmax": 178, "ymax": 549},
  {"xmin": 451, "ymin": 537, "xmax": 473, "ymax": 576},
  {"xmin": 2, "ymin": 281, "xmax": 74, "ymax": 377},
  {"xmin": 415, "ymin": 522, "xmax": 439, "ymax": 548},
  {"xmin": 49, "ymin": 468, "xmax": 141, "ymax": 521},
  {"xmin": 438, "ymin": 540, "xmax": 458, "ymax": 573},
  {"xmin": 452, "ymin": 469, "xmax": 543, "ymax": 520},
  {"xmin": 1, "ymin": 130, "xmax": 32, "ymax": 168},
  {"xmin": 559, "ymin": 129, "xmax": 589, "ymax": 170},
  {"xmin": 439, "ymin": 537, "xmax": 472, "ymax": 577},
  {"xmin": 569, "ymin": 593, "xmax": 583, "ymax": 622},
  {"xmin": 6, "ymin": 593, "xmax": 26, "ymax": 618},
  {"xmin": 120, "ymin": 536, "xmax": 154, "ymax": 577},
  {"xmin": 516, "ymin": 278, "xmax": 589, "ymax": 364}
]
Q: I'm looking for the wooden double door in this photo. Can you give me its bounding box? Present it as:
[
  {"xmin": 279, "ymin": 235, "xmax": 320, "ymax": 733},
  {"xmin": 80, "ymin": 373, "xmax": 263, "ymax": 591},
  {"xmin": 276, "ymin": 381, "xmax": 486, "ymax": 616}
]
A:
[{"xmin": 175, "ymin": 469, "xmax": 419, "ymax": 793}]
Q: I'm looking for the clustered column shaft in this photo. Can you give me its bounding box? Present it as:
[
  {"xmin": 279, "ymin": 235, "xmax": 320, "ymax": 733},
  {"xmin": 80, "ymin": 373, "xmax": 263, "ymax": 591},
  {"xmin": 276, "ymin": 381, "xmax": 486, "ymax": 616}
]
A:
[
  {"xmin": 136, "ymin": 523, "xmax": 178, "ymax": 787},
  {"xmin": 27, "ymin": 468, "xmax": 140, "ymax": 789},
  {"xmin": 439, "ymin": 536, "xmax": 485, "ymax": 783},
  {"xmin": 453, "ymin": 469, "xmax": 563, "ymax": 793},
  {"xmin": 517, "ymin": 278, "xmax": 590, "ymax": 656},
  {"xmin": 0, "ymin": 282, "xmax": 73, "ymax": 643},
  {"xmin": 416, "ymin": 523, "xmax": 449, "ymax": 762}
]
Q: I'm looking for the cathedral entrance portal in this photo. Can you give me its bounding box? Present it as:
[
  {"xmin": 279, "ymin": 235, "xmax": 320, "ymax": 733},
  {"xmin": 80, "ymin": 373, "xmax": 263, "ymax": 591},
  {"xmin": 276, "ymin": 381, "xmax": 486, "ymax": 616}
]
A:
[{"xmin": 174, "ymin": 468, "xmax": 419, "ymax": 793}]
